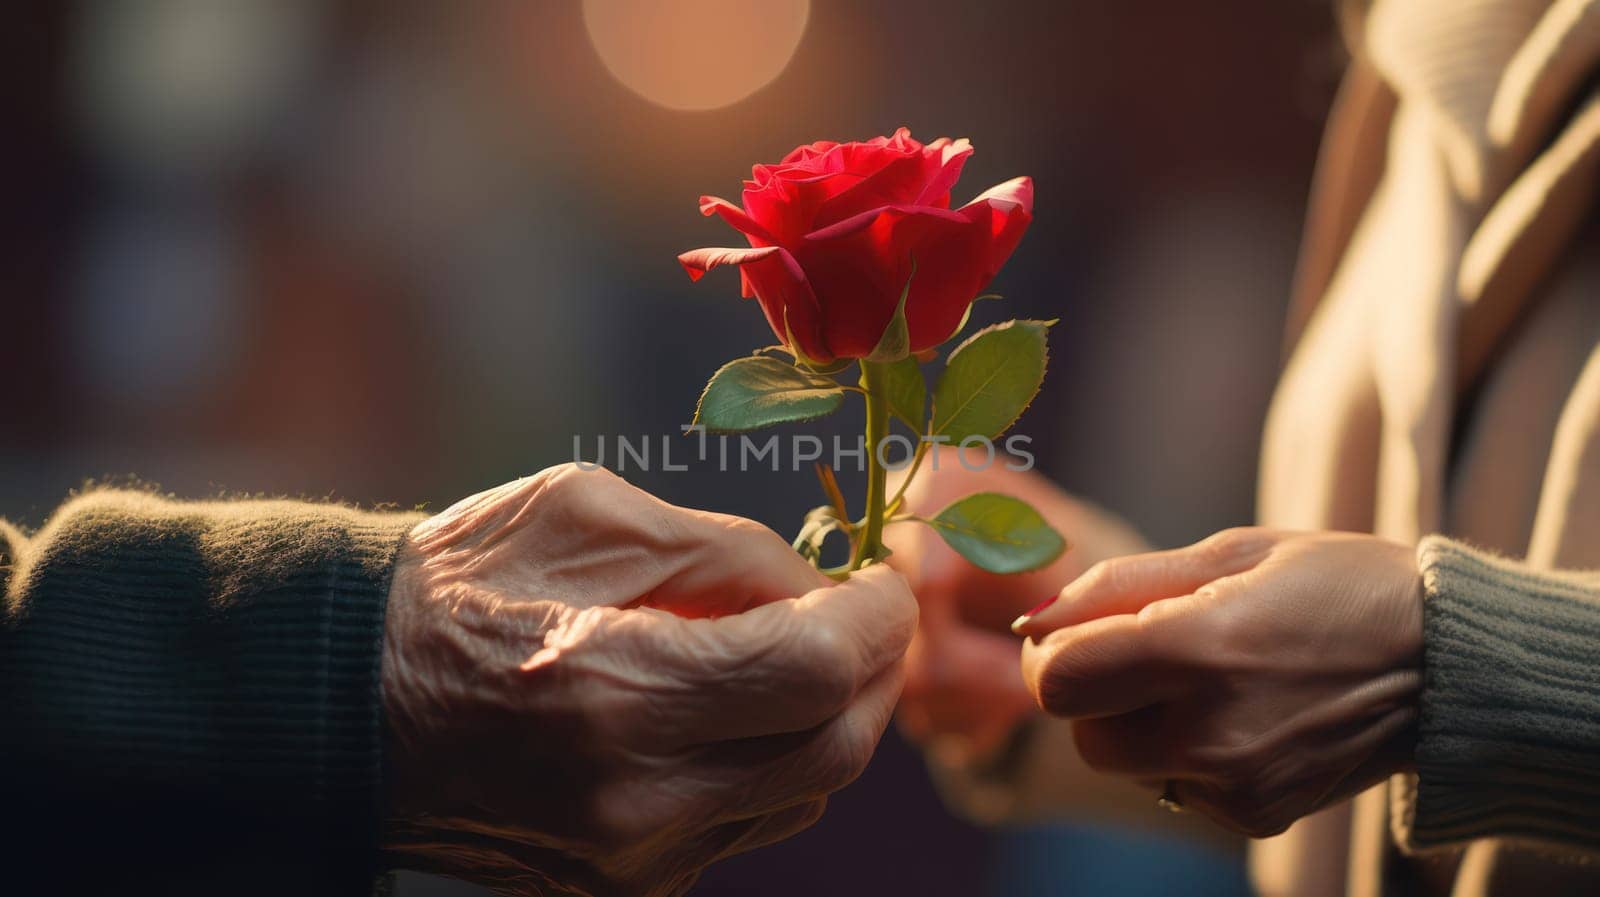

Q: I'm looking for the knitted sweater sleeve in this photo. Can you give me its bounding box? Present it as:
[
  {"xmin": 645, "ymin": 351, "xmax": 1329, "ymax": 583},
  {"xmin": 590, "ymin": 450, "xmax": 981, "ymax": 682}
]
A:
[
  {"xmin": 1393, "ymin": 535, "xmax": 1600, "ymax": 854},
  {"xmin": 0, "ymin": 490, "xmax": 424, "ymax": 895}
]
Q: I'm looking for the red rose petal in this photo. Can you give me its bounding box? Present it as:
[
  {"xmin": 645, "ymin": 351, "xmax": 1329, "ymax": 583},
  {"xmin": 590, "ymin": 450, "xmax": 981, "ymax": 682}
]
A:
[
  {"xmin": 683, "ymin": 132, "xmax": 1031, "ymax": 363},
  {"xmin": 795, "ymin": 176, "xmax": 1033, "ymax": 356},
  {"xmin": 677, "ymin": 245, "xmax": 832, "ymax": 362},
  {"xmin": 698, "ymin": 195, "xmax": 776, "ymax": 245},
  {"xmin": 811, "ymin": 138, "xmax": 973, "ymax": 229}
]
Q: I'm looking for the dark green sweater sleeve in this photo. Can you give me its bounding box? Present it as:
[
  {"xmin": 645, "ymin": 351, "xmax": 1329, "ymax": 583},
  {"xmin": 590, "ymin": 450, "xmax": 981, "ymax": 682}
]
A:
[
  {"xmin": 1392, "ymin": 536, "xmax": 1600, "ymax": 855},
  {"xmin": 0, "ymin": 490, "xmax": 424, "ymax": 895}
]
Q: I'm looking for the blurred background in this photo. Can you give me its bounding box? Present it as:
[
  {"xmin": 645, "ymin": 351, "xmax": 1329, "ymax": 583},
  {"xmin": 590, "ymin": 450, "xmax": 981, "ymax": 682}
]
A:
[{"xmin": 1, "ymin": 0, "xmax": 1342, "ymax": 893}]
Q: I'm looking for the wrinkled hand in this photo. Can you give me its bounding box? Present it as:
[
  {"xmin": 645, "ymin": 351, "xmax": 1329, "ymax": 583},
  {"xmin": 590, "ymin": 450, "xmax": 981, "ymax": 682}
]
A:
[
  {"xmin": 380, "ymin": 465, "xmax": 917, "ymax": 896},
  {"xmin": 883, "ymin": 450, "xmax": 1146, "ymax": 765},
  {"xmin": 1016, "ymin": 528, "xmax": 1422, "ymax": 837}
]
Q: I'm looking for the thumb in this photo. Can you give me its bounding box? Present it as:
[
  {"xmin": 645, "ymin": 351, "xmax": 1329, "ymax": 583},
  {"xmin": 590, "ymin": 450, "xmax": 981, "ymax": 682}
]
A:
[{"xmin": 647, "ymin": 512, "xmax": 830, "ymax": 618}]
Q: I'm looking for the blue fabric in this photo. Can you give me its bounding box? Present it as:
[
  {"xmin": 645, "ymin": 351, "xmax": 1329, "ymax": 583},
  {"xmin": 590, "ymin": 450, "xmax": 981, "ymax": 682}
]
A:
[{"xmin": 988, "ymin": 823, "xmax": 1251, "ymax": 897}]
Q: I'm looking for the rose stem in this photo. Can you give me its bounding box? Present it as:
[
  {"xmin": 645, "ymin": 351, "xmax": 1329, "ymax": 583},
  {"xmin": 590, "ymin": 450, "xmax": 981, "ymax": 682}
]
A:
[{"xmin": 850, "ymin": 360, "xmax": 892, "ymax": 571}]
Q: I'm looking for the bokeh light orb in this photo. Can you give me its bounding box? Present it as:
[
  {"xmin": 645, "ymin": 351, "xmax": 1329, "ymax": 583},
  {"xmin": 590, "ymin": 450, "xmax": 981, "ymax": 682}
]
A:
[{"xmin": 582, "ymin": 0, "xmax": 809, "ymax": 111}]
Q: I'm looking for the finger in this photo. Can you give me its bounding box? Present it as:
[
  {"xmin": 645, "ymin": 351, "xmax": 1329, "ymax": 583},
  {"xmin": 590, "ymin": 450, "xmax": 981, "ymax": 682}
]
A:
[
  {"xmin": 1143, "ymin": 776, "xmax": 1292, "ymax": 839},
  {"xmin": 1148, "ymin": 777, "xmax": 1279, "ymax": 838},
  {"xmin": 1131, "ymin": 777, "xmax": 1241, "ymax": 831},
  {"xmin": 711, "ymin": 799, "xmax": 829, "ymax": 863},
  {"xmin": 694, "ymin": 661, "xmax": 905, "ymax": 819},
  {"xmin": 675, "ymin": 566, "xmax": 917, "ymax": 741},
  {"xmin": 900, "ymin": 625, "xmax": 1033, "ymax": 752},
  {"xmin": 1020, "ymin": 600, "xmax": 1197, "ymax": 718},
  {"xmin": 651, "ymin": 512, "xmax": 832, "ymax": 617},
  {"xmin": 1013, "ymin": 528, "xmax": 1275, "ymax": 638},
  {"xmin": 1134, "ymin": 777, "xmax": 1214, "ymax": 822},
  {"xmin": 1071, "ymin": 707, "xmax": 1185, "ymax": 777},
  {"xmin": 904, "ymin": 624, "xmax": 1033, "ymax": 718}
]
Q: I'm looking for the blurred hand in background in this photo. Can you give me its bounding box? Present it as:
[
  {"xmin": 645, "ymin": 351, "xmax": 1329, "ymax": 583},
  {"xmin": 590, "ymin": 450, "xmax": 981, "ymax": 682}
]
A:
[{"xmin": 884, "ymin": 448, "xmax": 1148, "ymax": 767}]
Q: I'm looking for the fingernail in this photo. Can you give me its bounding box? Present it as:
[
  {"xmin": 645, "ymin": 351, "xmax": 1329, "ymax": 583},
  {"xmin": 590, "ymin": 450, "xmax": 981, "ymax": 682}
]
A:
[{"xmin": 1011, "ymin": 594, "xmax": 1058, "ymax": 634}]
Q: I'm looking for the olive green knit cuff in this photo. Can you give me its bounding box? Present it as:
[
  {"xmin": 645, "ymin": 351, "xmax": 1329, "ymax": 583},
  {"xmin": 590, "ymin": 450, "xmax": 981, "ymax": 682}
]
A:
[{"xmin": 1394, "ymin": 536, "xmax": 1600, "ymax": 855}]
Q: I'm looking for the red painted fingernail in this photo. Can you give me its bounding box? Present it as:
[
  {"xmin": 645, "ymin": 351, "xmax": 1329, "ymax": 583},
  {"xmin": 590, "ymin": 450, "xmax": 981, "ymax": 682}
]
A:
[
  {"xmin": 1023, "ymin": 595, "xmax": 1058, "ymax": 617},
  {"xmin": 1011, "ymin": 595, "xmax": 1058, "ymax": 634}
]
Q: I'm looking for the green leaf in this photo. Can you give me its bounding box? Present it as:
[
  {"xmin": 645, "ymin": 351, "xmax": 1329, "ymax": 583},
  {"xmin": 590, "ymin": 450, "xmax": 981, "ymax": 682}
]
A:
[
  {"xmin": 694, "ymin": 356, "xmax": 846, "ymax": 433},
  {"xmin": 931, "ymin": 319, "xmax": 1053, "ymax": 440},
  {"xmin": 927, "ymin": 492, "xmax": 1067, "ymax": 574},
  {"xmin": 882, "ymin": 356, "xmax": 927, "ymax": 432},
  {"xmin": 865, "ymin": 258, "xmax": 916, "ymax": 363}
]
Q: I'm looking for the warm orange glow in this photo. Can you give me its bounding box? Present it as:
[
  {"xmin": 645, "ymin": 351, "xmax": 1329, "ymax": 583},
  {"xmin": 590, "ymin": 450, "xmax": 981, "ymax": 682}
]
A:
[{"xmin": 582, "ymin": 0, "xmax": 809, "ymax": 111}]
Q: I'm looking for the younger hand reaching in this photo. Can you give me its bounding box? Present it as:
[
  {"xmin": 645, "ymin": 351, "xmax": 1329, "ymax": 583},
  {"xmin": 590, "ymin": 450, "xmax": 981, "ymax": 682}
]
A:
[{"xmin": 1017, "ymin": 528, "xmax": 1422, "ymax": 838}]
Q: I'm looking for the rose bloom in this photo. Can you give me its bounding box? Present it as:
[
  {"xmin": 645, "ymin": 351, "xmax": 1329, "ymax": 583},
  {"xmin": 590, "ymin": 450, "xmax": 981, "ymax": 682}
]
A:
[{"xmin": 679, "ymin": 128, "xmax": 1033, "ymax": 363}]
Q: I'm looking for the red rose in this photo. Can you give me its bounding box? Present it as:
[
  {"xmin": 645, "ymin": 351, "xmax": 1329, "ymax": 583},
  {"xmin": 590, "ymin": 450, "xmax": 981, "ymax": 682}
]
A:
[{"xmin": 679, "ymin": 128, "xmax": 1033, "ymax": 363}]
